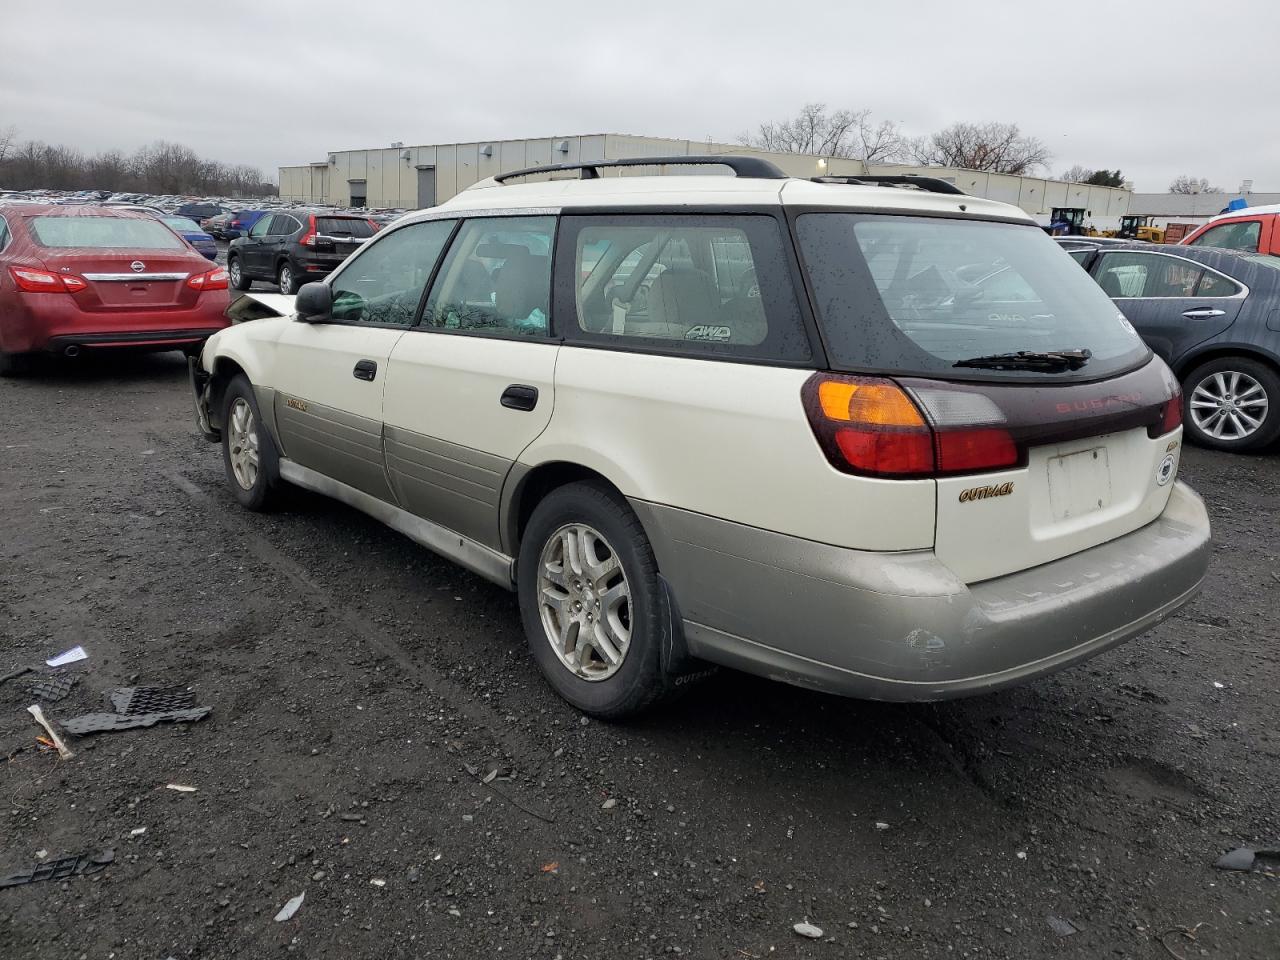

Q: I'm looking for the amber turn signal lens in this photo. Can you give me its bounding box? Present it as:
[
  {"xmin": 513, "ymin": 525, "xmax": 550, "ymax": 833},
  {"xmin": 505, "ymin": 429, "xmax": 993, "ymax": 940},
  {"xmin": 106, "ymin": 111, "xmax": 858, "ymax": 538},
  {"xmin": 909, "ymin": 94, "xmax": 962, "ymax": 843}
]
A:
[{"xmin": 816, "ymin": 379, "xmax": 927, "ymax": 427}]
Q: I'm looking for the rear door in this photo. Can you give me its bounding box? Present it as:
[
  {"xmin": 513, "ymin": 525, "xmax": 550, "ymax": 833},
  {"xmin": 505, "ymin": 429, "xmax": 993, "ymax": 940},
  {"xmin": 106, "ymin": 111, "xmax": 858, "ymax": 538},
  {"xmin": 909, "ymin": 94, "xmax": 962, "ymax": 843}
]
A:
[
  {"xmin": 381, "ymin": 216, "xmax": 558, "ymax": 550},
  {"xmin": 270, "ymin": 218, "xmax": 456, "ymax": 501},
  {"xmin": 1091, "ymin": 250, "xmax": 1244, "ymax": 364}
]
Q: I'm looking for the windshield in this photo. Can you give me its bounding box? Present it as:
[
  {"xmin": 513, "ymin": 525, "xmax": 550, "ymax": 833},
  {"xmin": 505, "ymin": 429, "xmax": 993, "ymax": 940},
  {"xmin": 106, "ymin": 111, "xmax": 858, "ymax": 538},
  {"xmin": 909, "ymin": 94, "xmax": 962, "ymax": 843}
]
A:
[
  {"xmin": 797, "ymin": 214, "xmax": 1150, "ymax": 380},
  {"xmin": 29, "ymin": 215, "xmax": 186, "ymax": 250},
  {"xmin": 163, "ymin": 216, "xmax": 203, "ymax": 233}
]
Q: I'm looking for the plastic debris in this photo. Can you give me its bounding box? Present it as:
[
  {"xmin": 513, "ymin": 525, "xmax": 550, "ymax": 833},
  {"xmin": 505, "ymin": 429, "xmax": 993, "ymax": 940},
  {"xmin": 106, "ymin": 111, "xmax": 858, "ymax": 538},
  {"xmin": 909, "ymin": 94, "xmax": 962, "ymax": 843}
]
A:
[
  {"xmin": 28, "ymin": 674, "xmax": 77, "ymax": 703},
  {"xmin": 0, "ymin": 849, "xmax": 113, "ymax": 889},
  {"xmin": 1215, "ymin": 847, "xmax": 1257, "ymax": 871},
  {"xmin": 165, "ymin": 783, "xmax": 197, "ymax": 793},
  {"xmin": 61, "ymin": 707, "xmax": 211, "ymax": 736},
  {"xmin": 46, "ymin": 647, "xmax": 88, "ymax": 668},
  {"xmin": 26, "ymin": 705, "xmax": 74, "ymax": 760},
  {"xmin": 370, "ymin": 878, "xmax": 386, "ymax": 887},
  {"xmin": 109, "ymin": 687, "xmax": 196, "ymax": 715},
  {"xmin": 793, "ymin": 921, "xmax": 824, "ymax": 939},
  {"xmin": 274, "ymin": 892, "xmax": 305, "ymax": 922},
  {"xmin": 1212, "ymin": 681, "xmax": 1225, "ymax": 689},
  {"xmin": 541, "ymin": 862, "xmax": 559, "ymax": 874},
  {"xmin": 1046, "ymin": 915, "xmax": 1079, "ymax": 937},
  {"xmin": 874, "ymin": 821, "xmax": 890, "ymax": 830},
  {"xmin": 601, "ymin": 798, "xmax": 617, "ymax": 810},
  {"xmin": 129, "ymin": 827, "xmax": 147, "ymax": 837}
]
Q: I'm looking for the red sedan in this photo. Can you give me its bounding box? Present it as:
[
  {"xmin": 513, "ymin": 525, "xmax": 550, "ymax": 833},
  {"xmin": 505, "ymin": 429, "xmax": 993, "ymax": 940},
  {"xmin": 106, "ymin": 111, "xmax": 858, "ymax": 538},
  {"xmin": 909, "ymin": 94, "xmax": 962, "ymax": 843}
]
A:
[{"xmin": 0, "ymin": 204, "xmax": 231, "ymax": 375}]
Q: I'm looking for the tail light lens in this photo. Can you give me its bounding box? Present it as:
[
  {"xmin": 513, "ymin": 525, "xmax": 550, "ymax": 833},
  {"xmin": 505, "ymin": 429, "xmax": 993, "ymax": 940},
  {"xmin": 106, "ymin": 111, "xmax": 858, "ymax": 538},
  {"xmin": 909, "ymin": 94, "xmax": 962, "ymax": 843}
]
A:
[
  {"xmin": 187, "ymin": 267, "xmax": 229, "ymax": 291},
  {"xmin": 9, "ymin": 266, "xmax": 87, "ymax": 294},
  {"xmin": 299, "ymin": 215, "xmax": 317, "ymax": 247},
  {"xmin": 1155, "ymin": 385, "xmax": 1183, "ymax": 435},
  {"xmin": 803, "ymin": 374, "xmax": 1021, "ymax": 478}
]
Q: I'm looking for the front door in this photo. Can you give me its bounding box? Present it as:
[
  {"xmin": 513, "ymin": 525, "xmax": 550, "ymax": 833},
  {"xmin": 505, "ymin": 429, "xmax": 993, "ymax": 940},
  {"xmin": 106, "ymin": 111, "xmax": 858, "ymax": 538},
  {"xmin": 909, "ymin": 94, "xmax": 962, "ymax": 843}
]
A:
[
  {"xmin": 381, "ymin": 215, "xmax": 559, "ymax": 550},
  {"xmin": 239, "ymin": 215, "xmax": 275, "ymax": 276},
  {"xmin": 1091, "ymin": 250, "xmax": 1243, "ymax": 364},
  {"xmin": 271, "ymin": 218, "xmax": 458, "ymax": 499}
]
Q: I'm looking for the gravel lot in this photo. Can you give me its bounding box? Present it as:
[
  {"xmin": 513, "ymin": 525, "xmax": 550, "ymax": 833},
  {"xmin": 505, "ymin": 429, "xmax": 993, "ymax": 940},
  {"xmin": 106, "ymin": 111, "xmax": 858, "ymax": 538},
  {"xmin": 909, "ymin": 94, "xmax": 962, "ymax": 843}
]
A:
[{"xmin": 1, "ymin": 352, "xmax": 1277, "ymax": 959}]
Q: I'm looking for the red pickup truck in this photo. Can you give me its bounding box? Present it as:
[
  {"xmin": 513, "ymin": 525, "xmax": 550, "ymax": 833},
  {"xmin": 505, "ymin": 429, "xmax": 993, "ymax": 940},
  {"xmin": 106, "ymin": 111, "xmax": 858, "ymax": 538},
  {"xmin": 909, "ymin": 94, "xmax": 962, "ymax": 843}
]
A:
[{"xmin": 1181, "ymin": 206, "xmax": 1280, "ymax": 255}]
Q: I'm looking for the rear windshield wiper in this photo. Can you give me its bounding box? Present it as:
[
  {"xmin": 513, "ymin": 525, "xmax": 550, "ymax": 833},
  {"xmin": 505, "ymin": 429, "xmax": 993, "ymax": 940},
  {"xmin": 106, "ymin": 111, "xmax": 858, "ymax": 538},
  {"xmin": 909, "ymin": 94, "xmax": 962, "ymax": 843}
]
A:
[{"xmin": 954, "ymin": 348, "xmax": 1092, "ymax": 372}]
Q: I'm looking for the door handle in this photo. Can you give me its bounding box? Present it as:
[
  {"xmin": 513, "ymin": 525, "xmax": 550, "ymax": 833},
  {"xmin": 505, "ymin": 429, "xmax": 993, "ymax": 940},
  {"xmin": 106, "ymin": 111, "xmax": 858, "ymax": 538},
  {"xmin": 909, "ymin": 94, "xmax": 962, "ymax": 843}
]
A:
[
  {"xmin": 500, "ymin": 384, "xmax": 539, "ymax": 411},
  {"xmin": 353, "ymin": 359, "xmax": 378, "ymax": 381},
  {"xmin": 1182, "ymin": 308, "xmax": 1226, "ymax": 320}
]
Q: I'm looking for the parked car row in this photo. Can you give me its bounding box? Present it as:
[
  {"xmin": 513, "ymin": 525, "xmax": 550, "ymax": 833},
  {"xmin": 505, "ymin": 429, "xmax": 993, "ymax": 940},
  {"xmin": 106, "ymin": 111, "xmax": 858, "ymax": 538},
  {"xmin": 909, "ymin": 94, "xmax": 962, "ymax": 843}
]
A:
[{"xmin": 227, "ymin": 210, "xmax": 379, "ymax": 294}]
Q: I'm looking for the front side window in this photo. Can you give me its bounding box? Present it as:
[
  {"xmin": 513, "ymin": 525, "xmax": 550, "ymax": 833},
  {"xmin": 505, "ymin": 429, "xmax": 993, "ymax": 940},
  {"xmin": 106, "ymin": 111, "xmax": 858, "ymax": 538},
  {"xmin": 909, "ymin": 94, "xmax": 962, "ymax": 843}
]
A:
[
  {"xmin": 329, "ymin": 220, "xmax": 454, "ymax": 326},
  {"xmin": 797, "ymin": 213, "xmax": 1148, "ymax": 381},
  {"xmin": 560, "ymin": 214, "xmax": 810, "ymax": 361},
  {"xmin": 28, "ymin": 215, "xmax": 185, "ymax": 250},
  {"xmin": 1189, "ymin": 220, "xmax": 1261, "ymax": 253},
  {"xmin": 422, "ymin": 216, "xmax": 554, "ymax": 337},
  {"xmin": 248, "ymin": 217, "xmax": 272, "ymax": 239}
]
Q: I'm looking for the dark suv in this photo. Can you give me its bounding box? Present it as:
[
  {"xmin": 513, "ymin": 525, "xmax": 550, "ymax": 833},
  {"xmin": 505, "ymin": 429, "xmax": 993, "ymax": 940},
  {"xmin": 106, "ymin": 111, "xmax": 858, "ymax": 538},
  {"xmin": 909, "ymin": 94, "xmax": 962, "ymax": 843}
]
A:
[{"xmin": 226, "ymin": 210, "xmax": 378, "ymax": 293}]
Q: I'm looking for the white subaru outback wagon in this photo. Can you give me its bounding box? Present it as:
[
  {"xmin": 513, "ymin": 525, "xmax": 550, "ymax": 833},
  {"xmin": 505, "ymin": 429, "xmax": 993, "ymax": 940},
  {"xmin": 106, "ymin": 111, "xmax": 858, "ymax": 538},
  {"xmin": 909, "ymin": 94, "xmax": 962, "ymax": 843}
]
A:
[{"xmin": 190, "ymin": 156, "xmax": 1211, "ymax": 717}]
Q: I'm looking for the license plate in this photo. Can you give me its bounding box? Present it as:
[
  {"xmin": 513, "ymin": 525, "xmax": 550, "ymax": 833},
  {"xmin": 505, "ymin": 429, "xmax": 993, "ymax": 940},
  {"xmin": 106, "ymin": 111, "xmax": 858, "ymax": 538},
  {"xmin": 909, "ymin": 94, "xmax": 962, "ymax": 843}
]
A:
[{"xmin": 1047, "ymin": 447, "xmax": 1112, "ymax": 520}]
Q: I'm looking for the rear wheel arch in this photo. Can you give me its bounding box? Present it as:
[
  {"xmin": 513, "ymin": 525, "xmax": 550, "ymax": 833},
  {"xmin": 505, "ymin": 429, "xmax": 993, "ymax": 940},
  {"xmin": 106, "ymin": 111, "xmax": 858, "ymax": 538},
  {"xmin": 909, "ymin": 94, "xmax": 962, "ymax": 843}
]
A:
[{"xmin": 1174, "ymin": 346, "xmax": 1280, "ymax": 382}]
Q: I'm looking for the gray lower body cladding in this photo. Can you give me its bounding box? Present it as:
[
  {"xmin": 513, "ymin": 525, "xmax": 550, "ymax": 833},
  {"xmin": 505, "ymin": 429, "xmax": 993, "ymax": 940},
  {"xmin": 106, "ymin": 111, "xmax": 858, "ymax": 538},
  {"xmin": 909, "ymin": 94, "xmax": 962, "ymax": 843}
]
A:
[
  {"xmin": 630, "ymin": 481, "xmax": 1211, "ymax": 701},
  {"xmin": 273, "ymin": 396, "xmax": 393, "ymax": 502}
]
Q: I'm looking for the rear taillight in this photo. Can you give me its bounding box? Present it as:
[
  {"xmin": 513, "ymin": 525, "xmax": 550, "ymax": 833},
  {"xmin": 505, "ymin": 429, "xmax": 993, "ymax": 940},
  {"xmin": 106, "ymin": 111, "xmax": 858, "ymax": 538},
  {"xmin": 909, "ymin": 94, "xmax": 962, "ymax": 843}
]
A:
[
  {"xmin": 803, "ymin": 374, "xmax": 1021, "ymax": 478},
  {"xmin": 1157, "ymin": 385, "xmax": 1183, "ymax": 435},
  {"xmin": 299, "ymin": 216, "xmax": 317, "ymax": 247},
  {"xmin": 187, "ymin": 267, "xmax": 228, "ymax": 292},
  {"xmin": 8, "ymin": 265, "xmax": 87, "ymax": 294},
  {"xmin": 230, "ymin": 220, "xmax": 242, "ymax": 228}
]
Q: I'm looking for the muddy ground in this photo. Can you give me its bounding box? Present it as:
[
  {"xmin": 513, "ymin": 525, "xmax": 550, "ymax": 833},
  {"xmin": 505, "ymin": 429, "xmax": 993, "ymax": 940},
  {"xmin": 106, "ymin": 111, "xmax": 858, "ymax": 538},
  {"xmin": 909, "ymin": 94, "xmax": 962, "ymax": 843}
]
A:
[{"xmin": 1, "ymin": 352, "xmax": 1277, "ymax": 959}]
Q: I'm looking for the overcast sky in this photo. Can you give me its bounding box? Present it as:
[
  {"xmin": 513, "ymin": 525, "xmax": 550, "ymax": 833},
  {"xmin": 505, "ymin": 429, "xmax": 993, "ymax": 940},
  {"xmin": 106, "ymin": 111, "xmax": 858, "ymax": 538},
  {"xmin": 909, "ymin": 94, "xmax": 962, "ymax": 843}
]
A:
[{"xmin": 1, "ymin": 0, "xmax": 1272, "ymax": 193}]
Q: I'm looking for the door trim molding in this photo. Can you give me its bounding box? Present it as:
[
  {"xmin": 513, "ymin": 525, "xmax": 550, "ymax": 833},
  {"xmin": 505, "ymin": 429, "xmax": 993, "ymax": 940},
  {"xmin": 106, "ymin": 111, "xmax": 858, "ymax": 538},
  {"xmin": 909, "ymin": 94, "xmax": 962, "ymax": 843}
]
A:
[{"xmin": 278, "ymin": 459, "xmax": 516, "ymax": 590}]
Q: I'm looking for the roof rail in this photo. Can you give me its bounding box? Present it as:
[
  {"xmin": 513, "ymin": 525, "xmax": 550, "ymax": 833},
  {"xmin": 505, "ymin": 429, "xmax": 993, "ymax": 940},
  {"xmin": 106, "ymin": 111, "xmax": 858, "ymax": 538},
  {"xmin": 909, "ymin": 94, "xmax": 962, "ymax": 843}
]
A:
[
  {"xmin": 812, "ymin": 175, "xmax": 966, "ymax": 196},
  {"xmin": 493, "ymin": 154, "xmax": 789, "ymax": 184}
]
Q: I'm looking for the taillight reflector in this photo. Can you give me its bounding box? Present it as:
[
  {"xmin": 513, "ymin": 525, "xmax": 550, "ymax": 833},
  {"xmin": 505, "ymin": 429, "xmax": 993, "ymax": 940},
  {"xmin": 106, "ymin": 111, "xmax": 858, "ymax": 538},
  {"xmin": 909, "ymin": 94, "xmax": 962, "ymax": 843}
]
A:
[{"xmin": 9, "ymin": 265, "xmax": 87, "ymax": 294}]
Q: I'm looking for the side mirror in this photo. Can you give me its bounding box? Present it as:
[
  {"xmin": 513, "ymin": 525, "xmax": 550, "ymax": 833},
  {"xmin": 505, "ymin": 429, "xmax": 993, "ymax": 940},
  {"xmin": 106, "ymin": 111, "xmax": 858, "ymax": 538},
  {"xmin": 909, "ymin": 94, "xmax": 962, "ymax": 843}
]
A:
[{"xmin": 294, "ymin": 282, "xmax": 332, "ymax": 323}]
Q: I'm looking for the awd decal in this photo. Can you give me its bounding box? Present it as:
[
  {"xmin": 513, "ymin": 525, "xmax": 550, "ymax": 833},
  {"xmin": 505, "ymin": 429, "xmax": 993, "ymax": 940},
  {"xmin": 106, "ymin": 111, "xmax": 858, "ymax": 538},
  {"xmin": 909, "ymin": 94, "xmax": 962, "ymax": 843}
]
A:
[
  {"xmin": 684, "ymin": 325, "xmax": 731, "ymax": 342},
  {"xmin": 959, "ymin": 482, "xmax": 1015, "ymax": 503},
  {"xmin": 286, "ymin": 397, "xmax": 309, "ymax": 413}
]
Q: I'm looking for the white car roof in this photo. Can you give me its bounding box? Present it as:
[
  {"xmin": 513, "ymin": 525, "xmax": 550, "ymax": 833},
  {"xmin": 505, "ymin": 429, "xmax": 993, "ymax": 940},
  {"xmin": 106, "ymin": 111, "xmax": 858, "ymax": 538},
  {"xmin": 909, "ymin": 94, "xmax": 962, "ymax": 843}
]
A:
[
  {"xmin": 1205, "ymin": 203, "xmax": 1280, "ymax": 223},
  {"xmin": 419, "ymin": 174, "xmax": 1031, "ymax": 224}
]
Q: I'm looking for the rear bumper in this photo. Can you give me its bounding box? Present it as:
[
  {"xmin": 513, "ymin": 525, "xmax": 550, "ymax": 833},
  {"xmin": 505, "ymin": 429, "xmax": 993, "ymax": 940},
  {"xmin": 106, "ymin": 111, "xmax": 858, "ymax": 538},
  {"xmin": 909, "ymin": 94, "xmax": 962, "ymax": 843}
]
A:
[
  {"xmin": 631, "ymin": 481, "xmax": 1211, "ymax": 701},
  {"xmin": 1, "ymin": 292, "xmax": 231, "ymax": 354}
]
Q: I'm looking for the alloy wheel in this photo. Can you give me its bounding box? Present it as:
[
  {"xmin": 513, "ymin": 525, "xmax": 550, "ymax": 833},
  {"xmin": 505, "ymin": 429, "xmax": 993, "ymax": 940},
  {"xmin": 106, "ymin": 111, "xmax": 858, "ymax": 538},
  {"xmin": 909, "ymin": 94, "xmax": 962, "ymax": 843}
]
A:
[
  {"xmin": 537, "ymin": 523, "xmax": 632, "ymax": 681},
  {"xmin": 227, "ymin": 398, "xmax": 260, "ymax": 490},
  {"xmin": 1189, "ymin": 370, "xmax": 1269, "ymax": 441}
]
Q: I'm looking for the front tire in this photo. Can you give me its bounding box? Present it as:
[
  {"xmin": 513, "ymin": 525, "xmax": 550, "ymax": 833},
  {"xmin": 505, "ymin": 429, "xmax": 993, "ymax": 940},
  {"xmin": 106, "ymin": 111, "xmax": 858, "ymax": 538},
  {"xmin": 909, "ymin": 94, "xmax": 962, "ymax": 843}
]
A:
[
  {"xmin": 1182, "ymin": 357, "xmax": 1280, "ymax": 452},
  {"xmin": 277, "ymin": 261, "xmax": 300, "ymax": 295},
  {"xmin": 517, "ymin": 482, "xmax": 668, "ymax": 719},
  {"xmin": 220, "ymin": 375, "xmax": 281, "ymax": 510},
  {"xmin": 228, "ymin": 255, "xmax": 251, "ymax": 291}
]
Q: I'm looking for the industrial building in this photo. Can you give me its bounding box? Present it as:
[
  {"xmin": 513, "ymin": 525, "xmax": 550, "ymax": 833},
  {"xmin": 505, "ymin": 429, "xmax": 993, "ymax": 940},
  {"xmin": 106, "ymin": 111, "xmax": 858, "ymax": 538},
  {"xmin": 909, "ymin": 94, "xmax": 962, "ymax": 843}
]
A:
[
  {"xmin": 278, "ymin": 133, "xmax": 1133, "ymax": 228},
  {"xmin": 1127, "ymin": 189, "xmax": 1280, "ymax": 228}
]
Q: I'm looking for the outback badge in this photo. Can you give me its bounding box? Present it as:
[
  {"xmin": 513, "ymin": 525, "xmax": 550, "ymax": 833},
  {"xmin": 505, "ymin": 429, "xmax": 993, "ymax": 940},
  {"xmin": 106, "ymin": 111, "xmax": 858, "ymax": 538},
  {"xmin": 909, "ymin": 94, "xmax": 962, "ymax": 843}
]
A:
[
  {"xmin": 286, "ymin": 397, "xmax": 308, "ymax": 413},
  {"xmin": 958, "ymin": 482, "xmax": 1015, "ymax": 503}
]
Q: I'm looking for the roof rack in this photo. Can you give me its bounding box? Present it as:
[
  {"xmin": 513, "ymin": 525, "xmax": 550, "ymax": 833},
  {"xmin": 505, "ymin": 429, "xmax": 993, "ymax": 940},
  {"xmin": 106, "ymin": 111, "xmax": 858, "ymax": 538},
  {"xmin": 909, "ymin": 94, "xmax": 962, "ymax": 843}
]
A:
[
  {"xmin": 812, "ymin": 175, "xmax": 966, "ymax": 196},
  {"xmin": 493, "ymin": 154, "xmax": 789, "ymax": 184}
]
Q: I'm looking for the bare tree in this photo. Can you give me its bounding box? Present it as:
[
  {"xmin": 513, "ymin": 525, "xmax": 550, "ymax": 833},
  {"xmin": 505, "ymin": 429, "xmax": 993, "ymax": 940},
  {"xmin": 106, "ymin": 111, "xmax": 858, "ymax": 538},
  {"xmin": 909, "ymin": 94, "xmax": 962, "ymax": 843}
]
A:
[
  {"xmin": 0, "ymin": 125, "xmax": 15, "ymax": 166},
  {"xmin": 740, "ymin": 103, "xmax": 907, "ymax": 162},
  {"xmin": 1059, "ymin": 164, "xmax": 1094, "ymax": 182},
  {"xmin": 1169, "ymin": 175, "xmax": 1222, "ymax": 194},
  {"xmin": 910, "ymin": 122, "xmax": 1050, "ymax": 175}
]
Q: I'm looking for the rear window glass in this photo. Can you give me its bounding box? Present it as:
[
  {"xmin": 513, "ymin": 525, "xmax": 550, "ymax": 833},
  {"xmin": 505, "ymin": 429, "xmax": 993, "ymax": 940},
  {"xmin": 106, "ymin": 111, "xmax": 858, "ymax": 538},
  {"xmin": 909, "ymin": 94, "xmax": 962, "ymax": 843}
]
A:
[
  {"xmin": 797, "ymin": 214, "xmax": 1149, "ymax": 380},
  {"xmin": 28, "ymin": 216, "xmax": 186, "ymax": 250},
  {"xmin": 163, "ymin": 217, "xmax": 202, "ymax": 233},
  {"xmin": 317, "ymin": 218, "xmax": 374, "ymax": 238}
]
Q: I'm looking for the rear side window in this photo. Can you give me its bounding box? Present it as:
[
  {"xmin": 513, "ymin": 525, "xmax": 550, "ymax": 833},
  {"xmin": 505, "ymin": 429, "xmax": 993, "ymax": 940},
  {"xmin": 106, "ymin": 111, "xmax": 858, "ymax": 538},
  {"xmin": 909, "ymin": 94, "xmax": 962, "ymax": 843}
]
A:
[
  {"xmin": 329, "ymin": 219, "xmax": 454, "ymax": 326},
  {"xmin": 317, "ymin": 217, "xmax": 374, "ymax": 239},
  {"xmin": 1189, "ymin": 220, "xmax": 1261, "ymax": 253},
  {"xmin": 1095, "ymin": 251, "xmax": 1239, "ymax": 298},
  {"xmin": 422, "ymin": 216, "xmax": 555, "ymax": 337},
  {"xmin": 28, "ymin": 215, "xmax": 185, "ymax": 250},
  {"xmin": 0, "ymin": 216, "xmax": 9, "ymax": 252},
  {"xmin": 270, "ymin": 215, "xmax": 300, "ymax": 237},
  {"xmin": 558, "ymin": 214, "xmax": 810, "ymax": 361},
  {"xmin": 797, "ymin": 214, "xmax": 1148, "ymax": 381}
]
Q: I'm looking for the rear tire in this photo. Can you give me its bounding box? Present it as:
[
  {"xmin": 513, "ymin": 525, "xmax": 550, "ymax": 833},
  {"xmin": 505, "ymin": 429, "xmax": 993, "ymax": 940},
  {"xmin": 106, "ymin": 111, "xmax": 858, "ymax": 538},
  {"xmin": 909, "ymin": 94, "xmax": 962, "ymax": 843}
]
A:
[
  {"xmin": 228, "ymin": 255, "xmax": 251, "ymax": 291},
  {"xmin": 220, "ymin": 375, "xmax": 281, "ymax": 510},
  {"xmin": 277, "ymin": 261, "xmax": 300, "ymax": 295},
  {"xmin": 517, "ymin": 481, "xmax": 669, "ymax": 719},
  {"xmin": 1182, "ymin": 357, "xmax": 1280, "ymax": 452}
]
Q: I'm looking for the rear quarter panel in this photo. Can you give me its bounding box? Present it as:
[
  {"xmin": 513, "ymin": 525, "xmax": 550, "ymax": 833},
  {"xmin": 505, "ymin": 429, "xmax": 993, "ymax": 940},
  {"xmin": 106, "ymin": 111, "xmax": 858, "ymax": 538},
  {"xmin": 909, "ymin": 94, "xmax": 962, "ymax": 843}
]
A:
[{"xmin": 527, "ymin": 347, "xmax": 936, "ymax": 550}]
